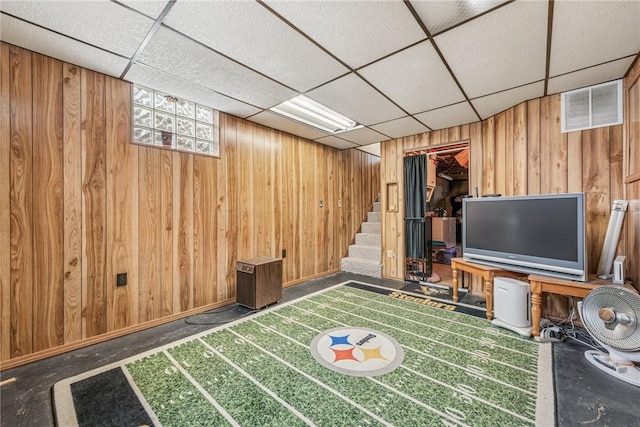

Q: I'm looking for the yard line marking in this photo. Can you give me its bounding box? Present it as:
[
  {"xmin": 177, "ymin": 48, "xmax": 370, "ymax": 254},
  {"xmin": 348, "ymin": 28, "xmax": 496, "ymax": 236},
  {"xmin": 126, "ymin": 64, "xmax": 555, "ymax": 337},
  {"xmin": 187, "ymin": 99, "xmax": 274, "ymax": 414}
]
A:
[
  {"xmin": 311, "ymin": 293, "xmax": 537, "ymax": 370},
  {"xmin": 331, "ymin": 288, "xmax": 537, "ymax": 357},
  {"xmin": 121, "ymin": 367, "xmax": 163, "ymax": 427},
  {"xmin": 224, "ymin": 329, "xmax": 395, "ymax": 427},
  {"xmin": 239, "ymin": 321, "xmax": 473, "ymax": 427},
  {"xmin": 163, "ymin": 350, "xmax": 241, "ymax": 427},
  {"xmin": 289, "ymin": 302, "xmax": 538, "ymax": 393},
  {"xmin": 253, "ymin": 318, "xmax": 535, "ymax": 424},
  {"xmin": 400, "ymin": 365, "xmax": 535, "ymax": 423},
  {"xmin": 195, "ymin": 338, "xmax": 317, "ymax": 427}
]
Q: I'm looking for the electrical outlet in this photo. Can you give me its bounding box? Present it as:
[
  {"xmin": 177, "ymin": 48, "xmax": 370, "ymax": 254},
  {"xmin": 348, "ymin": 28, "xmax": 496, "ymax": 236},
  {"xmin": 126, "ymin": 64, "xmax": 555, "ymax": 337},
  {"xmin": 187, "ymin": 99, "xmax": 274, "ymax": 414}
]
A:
[
  {"xmin": 282, "ymin": 249, "xmax": 287, "ymax": 258},
  {"xmin": 319, "ymin": 200, "xmax": 324, "ymax": 208},
  {"xmin": 338, "ymin": 200, "xmax": 342, "ymax": 208},
  {"xmin": 116, "ymin": 272, "xmax": 127, "ymax": 287},
  {"xmin": 387, "ymin": 250, "xmax": 393, "ymax": 258}
]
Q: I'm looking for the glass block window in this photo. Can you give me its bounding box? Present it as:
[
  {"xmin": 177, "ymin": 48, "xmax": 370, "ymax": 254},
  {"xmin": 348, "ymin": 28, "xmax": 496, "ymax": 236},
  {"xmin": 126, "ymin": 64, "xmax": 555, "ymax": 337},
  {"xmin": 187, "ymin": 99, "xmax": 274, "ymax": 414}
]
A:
[{"xmin": 132, "ymin": 85, "xmax": 219, "ymax": 157}]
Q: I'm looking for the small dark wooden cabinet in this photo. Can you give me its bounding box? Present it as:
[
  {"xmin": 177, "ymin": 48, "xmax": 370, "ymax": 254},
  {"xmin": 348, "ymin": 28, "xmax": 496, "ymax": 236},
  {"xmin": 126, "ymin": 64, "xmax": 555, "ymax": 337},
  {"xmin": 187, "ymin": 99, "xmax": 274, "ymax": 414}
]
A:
[{"xmin": 236, "ymin": 257, "xmax": 282, "ymax": 309}]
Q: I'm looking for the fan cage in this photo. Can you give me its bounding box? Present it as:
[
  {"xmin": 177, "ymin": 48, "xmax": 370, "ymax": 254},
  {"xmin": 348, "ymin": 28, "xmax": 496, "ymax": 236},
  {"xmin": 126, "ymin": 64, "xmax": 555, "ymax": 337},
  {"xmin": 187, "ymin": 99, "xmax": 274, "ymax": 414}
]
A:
[{"xmin": 581, "ymin": 286, "xmax": 640, "ymax": 351}]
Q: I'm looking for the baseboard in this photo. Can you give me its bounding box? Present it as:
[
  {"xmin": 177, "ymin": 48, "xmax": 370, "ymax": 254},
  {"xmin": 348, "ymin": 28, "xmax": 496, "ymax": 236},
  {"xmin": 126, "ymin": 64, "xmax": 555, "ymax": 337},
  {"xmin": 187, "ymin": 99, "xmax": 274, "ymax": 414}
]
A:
[
  {"xmin": 283, "ymin": 269, "xmax": 340, "ymax": 288},
  {"xmin": 0, "ymin": 298, "xmax": 234, "ymax": 372}
]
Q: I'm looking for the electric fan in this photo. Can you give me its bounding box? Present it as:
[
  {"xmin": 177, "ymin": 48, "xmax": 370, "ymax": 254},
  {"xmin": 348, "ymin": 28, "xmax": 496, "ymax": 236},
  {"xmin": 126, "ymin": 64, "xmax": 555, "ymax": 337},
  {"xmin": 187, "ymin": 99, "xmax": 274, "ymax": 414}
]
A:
[{"xmin": 578, "ymin": 286, "xmax": 640, "ymax": 387}]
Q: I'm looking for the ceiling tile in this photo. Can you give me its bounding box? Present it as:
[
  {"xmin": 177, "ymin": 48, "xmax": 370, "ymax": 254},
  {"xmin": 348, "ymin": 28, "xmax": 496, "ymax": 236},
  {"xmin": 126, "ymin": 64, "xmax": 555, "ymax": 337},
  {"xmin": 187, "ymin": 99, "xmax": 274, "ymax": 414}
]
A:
[
  {"xmin": 471, "ymin": 82, "xmax": 544, "ymax": 119},
  {"xmin": 359, "ymin": 41, "xmax": 464, "ymax": 114},
  {"xmin": 0, "ymin": 0, "xmax": 154, "ymax": 57},
  {"xmin": 357, "ymin": 143, "xmax": 381, "ymax": 157},
  {"xmin": 313, "ymin": 135, "xmax": 359, "ymax": 150},
  {"xmin": 0, "ymin": 14, "xmax": 129, "ymax": 77},
  {"xmin": 547, "ymin": 57, "xmax": 635, "ymax": 96},
  {"xmin": 550, "ymin": 1, "xmax": 640, "ymax": 77},
  {"xmin": 163, "ymin": 1, "xmax": 348, "ymax": 92},
  {"xmin": 410, "ymin": 0, "xmax": 508, "ymax": 35},
  {"xmin": 124, "ymin": 63, "xmax": 261, "ymax": 119},
  {"xmin": 435, "ymin": 1, "xmax": 547, "ymax": 98},
  {"xmin": 413, "ymin": 102, "xmax": 478, "ymax": 130},
  {"xmin": 248, "ymin": 111, "xmax": 327, "ymax": 141},
  {"xmin": 306, "ymin": 73, "xmax": 405, "ymax": 126},
  {"xmin": 370, "ymin": 116, "xmax": 430, "ymax": 139},
  {"xmin": 333, "ymin": 127, "xmax": 388, "ymax": 145},
  {"xmin": 263, "ymin": 0, "xmax": 425, "ymax": 69},
  {"xmin": 137, "ymin": 27, "xmax": 296, "ymax": 109},
  {"xmin": 118, "ymin": 0, "xmax": 170, "ymax": 19}
]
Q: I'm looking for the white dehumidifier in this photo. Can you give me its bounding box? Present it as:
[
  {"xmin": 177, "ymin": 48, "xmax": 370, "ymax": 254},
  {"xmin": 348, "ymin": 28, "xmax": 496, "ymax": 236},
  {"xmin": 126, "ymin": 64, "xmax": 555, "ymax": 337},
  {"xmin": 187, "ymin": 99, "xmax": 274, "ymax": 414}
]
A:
[{"xmin": 492, "ymin": 277, "xmax": 532, "ymax": 338}]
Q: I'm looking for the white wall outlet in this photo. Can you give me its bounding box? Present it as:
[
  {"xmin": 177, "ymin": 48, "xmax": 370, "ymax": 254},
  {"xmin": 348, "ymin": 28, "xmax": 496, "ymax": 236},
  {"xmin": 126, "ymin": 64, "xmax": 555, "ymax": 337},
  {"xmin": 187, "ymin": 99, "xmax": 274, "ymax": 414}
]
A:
[
  {"xmin": 387, "ymin": 250, "xmax": 393, "ymax": 258},
  {"xmin": 338, "ymin": 200, "xmax": 342, "ymax": 208}
]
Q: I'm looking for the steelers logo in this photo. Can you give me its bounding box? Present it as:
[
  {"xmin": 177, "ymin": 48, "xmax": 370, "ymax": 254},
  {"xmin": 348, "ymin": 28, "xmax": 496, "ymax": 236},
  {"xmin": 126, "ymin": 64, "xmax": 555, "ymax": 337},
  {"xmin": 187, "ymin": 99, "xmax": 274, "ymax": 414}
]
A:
[{"xmin": 310, "ymin": 327, "xmax": 404, "ymax": 377}]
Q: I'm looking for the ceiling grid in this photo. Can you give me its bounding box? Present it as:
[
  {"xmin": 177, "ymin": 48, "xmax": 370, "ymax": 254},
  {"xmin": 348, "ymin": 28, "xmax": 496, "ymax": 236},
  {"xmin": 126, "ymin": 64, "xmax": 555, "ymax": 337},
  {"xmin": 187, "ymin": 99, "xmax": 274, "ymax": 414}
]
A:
[{"xmin": 0, "ymin": 0, "xmax": 638, "ymax": 151}]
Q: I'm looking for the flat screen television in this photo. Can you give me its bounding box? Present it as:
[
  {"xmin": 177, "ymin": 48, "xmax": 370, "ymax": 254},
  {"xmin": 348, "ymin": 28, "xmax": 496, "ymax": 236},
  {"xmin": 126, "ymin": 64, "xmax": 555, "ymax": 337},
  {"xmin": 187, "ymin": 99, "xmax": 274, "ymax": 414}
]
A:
[{"xmin": 462, "ymin": 193, "xmax": 587, "ymax": 282}]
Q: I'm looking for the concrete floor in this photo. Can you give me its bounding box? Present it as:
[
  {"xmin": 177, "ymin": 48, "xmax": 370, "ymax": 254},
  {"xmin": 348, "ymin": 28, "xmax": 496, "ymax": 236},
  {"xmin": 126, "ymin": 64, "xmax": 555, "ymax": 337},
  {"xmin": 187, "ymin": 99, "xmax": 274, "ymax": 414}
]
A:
[{"xmin": 1, "ymin": 271, "xmax": 639, "ymax": 427}]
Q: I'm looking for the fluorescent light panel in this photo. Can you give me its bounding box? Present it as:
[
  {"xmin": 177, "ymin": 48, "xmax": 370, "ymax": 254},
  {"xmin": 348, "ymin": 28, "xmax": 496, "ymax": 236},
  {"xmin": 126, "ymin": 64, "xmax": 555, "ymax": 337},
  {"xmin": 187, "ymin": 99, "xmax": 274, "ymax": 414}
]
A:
[{"xmin": 270, "ymin": 95, "xmax": 361, "ymax": 134}]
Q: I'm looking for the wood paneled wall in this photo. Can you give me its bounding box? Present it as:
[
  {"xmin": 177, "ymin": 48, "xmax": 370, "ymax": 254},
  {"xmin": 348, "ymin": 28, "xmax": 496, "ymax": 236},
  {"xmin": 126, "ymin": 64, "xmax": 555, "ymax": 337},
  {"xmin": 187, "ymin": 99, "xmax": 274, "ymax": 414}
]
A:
[
  {"xmin": 624, "ymin": 58, "xmax": 640, "ymax": 289},
  {"xmin": 381, "ymin": 93, "xmax": 626, "ymax": 318},
  {"xmin": 0, "ymin": 43, "xmax": 380, "ymax": 364}
]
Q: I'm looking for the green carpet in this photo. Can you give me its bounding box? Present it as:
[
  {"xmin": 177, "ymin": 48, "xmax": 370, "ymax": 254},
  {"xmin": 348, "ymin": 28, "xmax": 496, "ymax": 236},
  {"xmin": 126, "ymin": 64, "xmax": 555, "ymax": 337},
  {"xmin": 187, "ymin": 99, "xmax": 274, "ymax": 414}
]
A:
[{"xmin": 54, "ymin": 281, "xmax": 554, "ymax": 426}]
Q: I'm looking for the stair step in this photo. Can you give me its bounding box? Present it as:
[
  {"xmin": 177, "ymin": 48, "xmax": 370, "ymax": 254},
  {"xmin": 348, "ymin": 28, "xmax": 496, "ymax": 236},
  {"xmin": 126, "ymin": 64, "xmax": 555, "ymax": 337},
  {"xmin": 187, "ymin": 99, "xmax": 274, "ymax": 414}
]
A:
[
  {"xmin": 361, "ymin": 221, "xmax": 381, "ymax": 234},
  {"xmin": 372, "ymin": 202, "xmax": 381, "ymax": 212},
  {"xmin": 355, "ymin": 233, "xmax": 380, "ymax": 247},
  {"xmin": 348, "ymin": 244, "xmax": 380, "ymax": 260},
  {"xmin": 367, "ymin": 211, "xmax": 381, "ymax": 223},
  {"xmin": 340, "ymin": 257, "xmax": 382, "ymax": 278}
]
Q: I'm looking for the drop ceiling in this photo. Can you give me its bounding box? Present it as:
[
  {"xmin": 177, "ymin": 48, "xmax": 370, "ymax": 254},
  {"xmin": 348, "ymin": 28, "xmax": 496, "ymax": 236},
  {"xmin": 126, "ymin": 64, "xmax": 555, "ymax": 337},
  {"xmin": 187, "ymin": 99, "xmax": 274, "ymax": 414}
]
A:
[{"xmin": 1, "ymin": 0, "xmax": 638, "ymax": 152}]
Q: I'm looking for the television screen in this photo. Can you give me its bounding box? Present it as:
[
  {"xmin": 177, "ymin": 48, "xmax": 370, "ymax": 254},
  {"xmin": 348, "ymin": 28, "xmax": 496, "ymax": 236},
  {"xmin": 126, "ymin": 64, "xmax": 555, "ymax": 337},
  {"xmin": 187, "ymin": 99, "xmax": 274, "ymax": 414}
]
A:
[{"xmin": 462, "ymin": 193, "xmax": 587, "ymax": 281}]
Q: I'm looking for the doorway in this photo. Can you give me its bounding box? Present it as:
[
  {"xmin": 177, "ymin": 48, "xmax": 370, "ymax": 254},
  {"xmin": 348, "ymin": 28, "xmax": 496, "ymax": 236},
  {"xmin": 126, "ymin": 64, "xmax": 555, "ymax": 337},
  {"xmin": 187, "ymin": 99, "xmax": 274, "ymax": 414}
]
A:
[{"xmin": 404, "ymin": 141, "xmax": 469, "ymax": 285}]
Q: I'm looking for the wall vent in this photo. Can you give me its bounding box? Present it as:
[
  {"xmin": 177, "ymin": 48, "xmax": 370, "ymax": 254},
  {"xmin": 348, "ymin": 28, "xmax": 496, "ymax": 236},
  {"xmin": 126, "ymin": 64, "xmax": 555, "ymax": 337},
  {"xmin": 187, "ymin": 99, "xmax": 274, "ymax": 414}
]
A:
[{"xmin": 561, "ymin": 80, "xmax": 622, "ymax": 133}]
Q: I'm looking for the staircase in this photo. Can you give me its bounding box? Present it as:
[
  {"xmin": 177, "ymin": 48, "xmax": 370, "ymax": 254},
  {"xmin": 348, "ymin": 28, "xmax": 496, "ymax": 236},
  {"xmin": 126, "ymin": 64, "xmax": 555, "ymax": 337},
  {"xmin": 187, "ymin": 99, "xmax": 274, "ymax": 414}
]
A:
[{"xmin": 340, "ymin": 200, "xmax": 382, "ymax": 278}]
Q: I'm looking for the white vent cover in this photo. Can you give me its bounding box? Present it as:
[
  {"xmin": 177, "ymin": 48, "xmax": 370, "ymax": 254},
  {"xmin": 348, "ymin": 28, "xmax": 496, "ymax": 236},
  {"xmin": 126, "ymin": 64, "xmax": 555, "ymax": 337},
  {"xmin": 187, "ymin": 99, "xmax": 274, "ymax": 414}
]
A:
[{"xmin": 561, "ymin": 80, "xmax": 622, "ymax": 133}]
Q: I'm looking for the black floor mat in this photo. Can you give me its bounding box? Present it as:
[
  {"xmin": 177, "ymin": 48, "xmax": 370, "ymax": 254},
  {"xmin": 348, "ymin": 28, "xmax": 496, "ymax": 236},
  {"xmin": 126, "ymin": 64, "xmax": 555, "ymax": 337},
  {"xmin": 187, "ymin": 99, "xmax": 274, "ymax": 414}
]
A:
[{"xmin": 70, "ymin": 368, "xmax": 154, "ymax": 427}]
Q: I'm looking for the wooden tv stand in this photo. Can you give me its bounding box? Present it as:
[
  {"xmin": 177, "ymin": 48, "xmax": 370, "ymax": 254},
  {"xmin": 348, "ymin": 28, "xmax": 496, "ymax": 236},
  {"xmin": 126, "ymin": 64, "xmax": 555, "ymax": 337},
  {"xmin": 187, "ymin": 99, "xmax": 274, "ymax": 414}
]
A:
[
  {"xmin": 527, "ymin": 274, "xmax": 637, "ymax": 337},
  {"xmin": 450, "ymin": 257, "xmax": 524, "ymax": 320}
]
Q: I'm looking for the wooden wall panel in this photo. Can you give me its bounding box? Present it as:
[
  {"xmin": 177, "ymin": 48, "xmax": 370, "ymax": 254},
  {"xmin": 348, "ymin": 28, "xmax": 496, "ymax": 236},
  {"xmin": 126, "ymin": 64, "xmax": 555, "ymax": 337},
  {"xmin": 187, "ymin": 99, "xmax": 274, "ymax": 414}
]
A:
[
  {"xmin": 504, "ymin": 108, "xmax": 514, "ymax": 196},
  {"xmin": 494, "ymin": 112, "xmax": 506, "ymax": 196},
  {"xmin": 236, "ymin": 122, "xmax": 254, "ymax": 259},
  {"xmin": 174, "ymin": 152, "xmax": 193, "ymax": 312},
  {"xmin": 0, "ymin": 43, "xmax": 11, "ymax": 361},
  {"xmin": 222, "ymin": 115, "xmax": 238, "ymax": 298},
  {"xmin": 81, "ymin": 69, "xmax": 108, "ymax": 338},
  {"xmin": 160, "ymin": 150, "xmax": 174, "ymax": 315},
  {"xmin": 32, "ymin": 54, "xmax": 64, "ymax": 352},
  {"xmin": 138, "ymin": 147, "xmax": 161, "ymax": 322},
  {"xmin": 482, "ymin": 117, "xmax": 495, "ymax": 195},
  {"xmin": 0, "ymin": 43, "xmax": 379, "ymax": 365},
  {"xmin": 583, "ymin": 128, "xmax": 611, "ymax": 274},
  {"xmin": 252, "ymin": 125, "xmax": 267, "ymax": 257},
  {"xmin": 300, "ymin": 140, "xmax": 315, "ymax": 278},
  {"xmin": 567, "ymin": 131, "xmax": 583, "ymax": 193},
  {"xmin": 527, "ymin": 98, "xmax": 541, "ymax": 194},
  {"xmin": 9, "ymin": 45, "xmax": 34, "ymax": 358},
  {"xmin": 106, "ymin": 76, "xmax": 138, "ymax": 331},
  {"xmin": 512, "ymin": 103, "xmax": 528, "ymax": 196},
  {"xmin": 200, "ymin": 156, "xmax": 217, "ymax": 305},
  {"xmin": 468, "ymin": 122, "xmax": 483, "ymax": 197},
  {"xmin": 610, "ymin": 125, "xmax": 625, "ymax": 259},
  {"xmin": 62, "ymin": 63, "xmax": 82, "ymax": 344}
]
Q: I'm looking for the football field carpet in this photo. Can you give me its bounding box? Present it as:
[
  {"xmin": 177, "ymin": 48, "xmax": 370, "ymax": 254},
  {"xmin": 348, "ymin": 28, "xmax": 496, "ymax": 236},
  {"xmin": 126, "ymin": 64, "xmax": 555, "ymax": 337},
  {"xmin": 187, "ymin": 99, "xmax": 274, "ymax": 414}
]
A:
[{"xmin": 53, "ymin": 281, "xmax": 554, "ymax": 426}]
